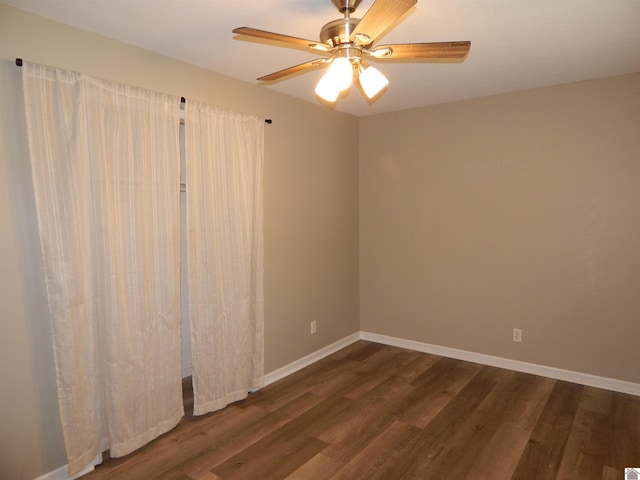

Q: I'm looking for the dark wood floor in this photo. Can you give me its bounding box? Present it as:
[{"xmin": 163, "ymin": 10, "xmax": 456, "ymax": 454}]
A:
[{"xmin": 83, "ymin": 340, "xmax": 640, "ymax": 480}]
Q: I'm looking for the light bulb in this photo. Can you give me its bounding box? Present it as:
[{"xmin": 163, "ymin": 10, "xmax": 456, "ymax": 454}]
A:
[
  {"xmin": 315, "ymin": 73, "xmax": 340, "ymax": 102},
  {"xmin": 359, "ymin": 65, "xmax": 389, "ymax": 99},
  {"xmin": 329, "ymin": 57, "xmax": 353, "ymax": 91},
  {"xmin": 315, "ymin": 57, "xmax": 353, "ymax": 103}
]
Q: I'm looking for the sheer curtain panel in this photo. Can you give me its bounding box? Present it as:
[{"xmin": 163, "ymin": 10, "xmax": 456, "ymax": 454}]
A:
[
  {"xmin": 184, "ymin": 101, "xmax": 265, "ymax": 415},
  {"xmin": 22, "ymin": 62, "xmax": 183, "ymax": 476}
]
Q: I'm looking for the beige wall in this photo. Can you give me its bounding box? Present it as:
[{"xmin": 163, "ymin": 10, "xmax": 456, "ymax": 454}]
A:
[
  {"xmin": 0, "ymin": 4, "xmax": 359, "ymax": 479},
  {"xmin": 360, "ymin": 74, "xmax": 640, "ymax": 384}
]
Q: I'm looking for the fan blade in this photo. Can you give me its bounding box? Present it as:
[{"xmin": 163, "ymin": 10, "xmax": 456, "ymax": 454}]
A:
[
  {"xmin": 373, "ymin": 41, "xmax": 471, "ymax": 59},
  {"xmin": 257, "ymin": 58, "xmax": 328, "ymax": 82},
  {"xmin": 350, "ymin": 0, "xmax": 417, "ymax": 45},
  {"xmin": 233, "ymin": 27, "xmax": 330, "ymax": 52}
]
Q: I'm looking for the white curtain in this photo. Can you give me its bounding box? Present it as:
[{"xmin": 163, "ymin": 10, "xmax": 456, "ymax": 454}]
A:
[
  {"xmin": 184, "ymin": 101, "xmax": 264, "ymax": 415},
  {"xmin": 22, "ymin": 63, "xmax": 183, "ymax": 476}
]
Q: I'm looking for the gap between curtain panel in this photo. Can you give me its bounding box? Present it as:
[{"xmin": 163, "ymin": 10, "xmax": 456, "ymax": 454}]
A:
[{"xmin": 21, "ymin": 60, "xmax": 264, "ymax": 477}]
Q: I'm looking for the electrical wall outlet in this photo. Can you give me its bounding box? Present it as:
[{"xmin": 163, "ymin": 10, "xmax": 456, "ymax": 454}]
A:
[
  {"xmin": 513, "ymin": 328, "xmax": 522, "ymax": 343},
  {"xmin": 310, "ymin": 321, "xmax": 317, "ymax": 335}
]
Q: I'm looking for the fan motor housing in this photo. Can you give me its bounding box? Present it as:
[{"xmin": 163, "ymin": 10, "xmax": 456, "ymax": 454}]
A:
[{"xmin": 320, "ymin": 18, "xmax": 370, "ymax": 48}]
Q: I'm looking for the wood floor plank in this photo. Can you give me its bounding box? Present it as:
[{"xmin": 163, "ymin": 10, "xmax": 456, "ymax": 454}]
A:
[
  {"xmin": 602, "ymin": 465, "xmax": 621, "ymax": 480},
  {"xmin": 409, "ymin": 355, "xmax": 482, "ymax": 389},
  {"xmin": 211, "ymin": 433, "xmax": 327, "ymax": 479},
  {"xmin": 383, "ymin": 365, "xmax": 504, "ymax": 480},
  {"xmin": 510, "ymin": 381, "xmax": 584, "ymax": 480},
  {"xmin": 556, "ymin": 384, "xmax": 633, "ymax": 480},
  {"xmin": 464, "ymin": 421, "xmax": 536, "ymax": 480},
  {"xmin": 607, "ymin": 396, "xmax": 640, "ymax": 469},
  {"xmin": 355, "ymin": 372, "xmax": 415, "ymax": 404},
  {"xmin": 209, "ymin": 394, "xmax": 349, "ymax": 479},
  {"xmin": 383, "ymin": 347, "xmax": 425, "ymax": 368},
  {"xmin": 175, "ymin": 392, "xmax": 324, "ymax": 479},
  {"xmin": 307, "ymin": 362, "xmax": 361, "ymax": 397},
  {"xmin": 323, "ymin": 340, "xmax": 372, "ymax": 361},
  {"xmin": 337, "ymin": 341, "xmax": 383, "ymax": 362},
  {"xmin": 476, "ymin": 370, "xmax": 554, "ymax": 422},
  {"xmin": 386, "ymin": 357, "xmax": 485, "ymax": 428},
  {"xmin": 198, "ymin": 474, "xmax": 222, "ymax": 480},
  {"xmin": 581, "ymin": 386, "xmax": 614, "ymax": 415},
  {"xmin": 418, "ymin": 364, "xmax": 501, "ymax": 442},
  {"xmin": 464, "ymin": 374, "xmax": 556, "ymax": 480},
  {"xmin": 85, "ymin": 405, "xmax": 268, "ymax": 480},
  {"xmin": 154, "ymin": 468, "xmax": 192, "ymax": 480},
  {"xmin": 313, "ymin": 344, "xmax": 416, "ymax": 402},
  {"xmin": 423, "ymin": 409, "xmax": 503, "ymax": 479},
  {"xmin": 556, "ymin": 407, "xmax": 611, "ymax": 480},
  {"xmin": 312, "ymin": 399, "xmax": 396, "ymax": 463},
  {"xmin": 329, "ymin": 421, "xmax": 423, "ymax": 480},
  {"xmin": 418, "ymin": 371, "xmax": 549, "ymax": 480},
  {"xmin": 283, "ymin": 453, "xmax": 344, "ymax": 480},
  {"xmin": 81, "ymin": 341, "xmax": 640, "ymax": 480},
  {"xmin": 239, "ymin": 358, "xmax": 354, "ymax": 412},
  {"xmin": 338, "ymin": 348, "xmax": 411, "ymax": 399},
  {"xmin": 395, "ymin": 351, "xmax": 443, "ymax": 382}
]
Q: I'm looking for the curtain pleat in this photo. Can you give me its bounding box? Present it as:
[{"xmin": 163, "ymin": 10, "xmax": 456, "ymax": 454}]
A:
[
  {"xmin": 22, "ymin": 62, "xmax": 183, "ymax": 476},
  {"xmin": 184, "ymin": 101, "xmax": 265, "ymax": 416}
]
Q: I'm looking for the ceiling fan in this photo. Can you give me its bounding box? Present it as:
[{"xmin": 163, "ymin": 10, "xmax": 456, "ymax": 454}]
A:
[{"xmin": 233, "ymin": 0, "xmax": 471, "ymax": 103}]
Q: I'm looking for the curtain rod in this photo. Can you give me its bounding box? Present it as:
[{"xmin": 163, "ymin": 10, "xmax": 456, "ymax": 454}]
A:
[{"xmin": 15, "ymin": 58, "xmax": 272, "ymax": 124}]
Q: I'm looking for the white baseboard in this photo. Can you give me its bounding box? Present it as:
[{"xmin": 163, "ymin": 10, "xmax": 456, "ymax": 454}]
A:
[
  {"xmin": 360, "ymin": 331, "xmax": 640, "ymax": 397},
  {"xmin": 34, "ymin": 465, "xmax": 69, "ymax": 480},
  {"xmin": 34, "ymin": 454, "xmax": 102, "ymax": 480},
  {"xmin": 264, "ymin": 332, "xmax": 361, "ymax": 386}
]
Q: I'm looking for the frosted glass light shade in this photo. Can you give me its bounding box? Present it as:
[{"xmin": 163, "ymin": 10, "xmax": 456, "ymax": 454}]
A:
[
  {"xmin": 315, "ymin": 57, "xmax": 353, "ymax": 103},
  {"xmin": 359, "ymin": 65, "xmax": 389, "ymax": 99},
  {"xmin": 315, "ymin": 73, "xmax": 340, "ymax": 102}
]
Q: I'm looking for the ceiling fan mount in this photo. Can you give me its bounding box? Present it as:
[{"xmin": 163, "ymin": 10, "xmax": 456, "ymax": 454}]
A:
[
  {"xmin": 232, "ymin": 0, "xmax": 470, "ymax": 103},
  {"xmin": 331, "ymin": 0, "xmax": 363, "ymax": 14}
]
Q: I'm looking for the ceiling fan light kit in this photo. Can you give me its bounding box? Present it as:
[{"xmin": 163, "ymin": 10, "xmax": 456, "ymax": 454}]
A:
[
  {"xmin": 233, "ymin": 0, "xmax": 470, "ymax": 105},
  {"xmin": 359, "ymin": 65, "xmax": 389, "ymax": 99},
  {"xmin": 315, "ymin": 55, "xmax": 389, "ymax": 103}
]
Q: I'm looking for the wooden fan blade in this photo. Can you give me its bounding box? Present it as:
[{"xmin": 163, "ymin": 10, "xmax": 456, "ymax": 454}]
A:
[
  {"xmin": 373, "ymin": 41, "xmax": 471, "ymax": 59},
  {"xmin": 350, "ymin": 0, "xmax": 417, "ymax": 45},
  {"xmin": 257, "ymin": 58, "xmax": 327, "ymax": 82},
  {"xmin": 233, "ymin": 27, "xmax": 330, "ymax": 52}
]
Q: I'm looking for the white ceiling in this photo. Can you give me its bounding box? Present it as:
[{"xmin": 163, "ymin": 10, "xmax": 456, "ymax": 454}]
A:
[{"xmin": 5, "ymin": 0, "xmax": 640, "ymax": 116}]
